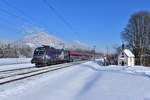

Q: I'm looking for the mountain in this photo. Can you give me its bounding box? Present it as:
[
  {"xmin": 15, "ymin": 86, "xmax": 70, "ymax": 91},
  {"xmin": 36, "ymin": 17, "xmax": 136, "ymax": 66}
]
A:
[
  {"xmin": 11, "ymin": 32, "xmax": 90, "ymax": 50},
  {"xmin": 71, "ymin": 40, "xmax": 90, "ymax": 50}
]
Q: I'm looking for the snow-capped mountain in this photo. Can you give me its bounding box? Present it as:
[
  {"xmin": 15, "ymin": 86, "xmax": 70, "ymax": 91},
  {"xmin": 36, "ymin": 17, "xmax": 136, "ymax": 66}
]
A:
[
  {"xmin": 12, "ymin": 32, "xmax": 64, "ymax": 49},
  {"xmin": 71, "ymin": 40, "xmax": 90, "ymax": 50},
  {"xmin": 11, "ymin": 32, "xmax": 90, "ymax": 50}
]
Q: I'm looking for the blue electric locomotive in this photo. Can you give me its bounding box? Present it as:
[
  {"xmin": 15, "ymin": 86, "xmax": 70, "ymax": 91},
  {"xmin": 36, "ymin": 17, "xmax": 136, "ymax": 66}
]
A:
[{"xmin": 31, "ymin": 45, "xmax": 70, "ymax": 67}]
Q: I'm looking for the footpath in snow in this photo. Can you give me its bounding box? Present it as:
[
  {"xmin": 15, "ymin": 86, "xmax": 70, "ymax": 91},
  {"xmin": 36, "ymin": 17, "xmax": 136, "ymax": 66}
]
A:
[{"xmin": 0, "ymin": 60, "xmax": 150, "ymax": 100}]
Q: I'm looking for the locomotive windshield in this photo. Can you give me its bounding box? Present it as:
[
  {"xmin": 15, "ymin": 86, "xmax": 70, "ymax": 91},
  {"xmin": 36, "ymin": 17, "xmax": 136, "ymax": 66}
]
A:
[{"xmin": 34, "ymin": 48, "xmax": 45, "ymax": 55}]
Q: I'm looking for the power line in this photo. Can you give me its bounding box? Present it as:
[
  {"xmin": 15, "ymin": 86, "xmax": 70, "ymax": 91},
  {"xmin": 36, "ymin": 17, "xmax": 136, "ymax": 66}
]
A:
[
  {"xmin": 0, "ymin": 0, "xmax": 41, "ymax": 28},
  {"xmin": 1, "ymin": 0, "xmax": 80, "ymax": 38},
  {"xmin": 0, "ymin": 8, "xmax": 41, "ymax": 35},
  {"xmin": 43, "ymin": 0, "xmax": 80, "ymax": 38},
  {"xmin": 0, "ymin": 7, "xmax": 34, "ymax": 25},
  {"xmin": 1, "ymin": 0, "xmax": 31, "ymax": 20},
  {"xmin": 0, "ymin": 15, "xmax": 15, "ymax": 25},
  {"xmin": 0, "ymin": 19, "xmax": 21, "ymax": 33}
]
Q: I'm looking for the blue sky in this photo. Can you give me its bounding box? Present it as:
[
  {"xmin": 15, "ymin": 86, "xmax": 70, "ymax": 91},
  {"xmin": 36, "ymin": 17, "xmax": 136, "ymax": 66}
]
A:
[{"xmin": 0, "ymin": 0, "xmax": 150, "ymax": 52}]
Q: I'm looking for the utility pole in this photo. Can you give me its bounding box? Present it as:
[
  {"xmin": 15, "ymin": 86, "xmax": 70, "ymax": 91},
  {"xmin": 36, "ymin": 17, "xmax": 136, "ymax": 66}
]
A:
[
  {"xmin": 104, "ymin": 56, "xmax": 107, "ymax": 66},
  {"xmin": 60, "ymin": 42, "xmax": 65, "ymax": 49},
  {"xmin": 93, "ymin": 45, "xmax": 96, "ymax": 62},
  {"xmin": 103, "ymin": 48, "xmax": 106, "ymax": 66}
]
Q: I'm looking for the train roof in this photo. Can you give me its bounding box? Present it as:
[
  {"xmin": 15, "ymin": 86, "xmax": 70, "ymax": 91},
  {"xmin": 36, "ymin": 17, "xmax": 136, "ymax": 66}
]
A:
[{"xmin": 70, "ymin": 51, "xmax": 92, "ymax": 56}]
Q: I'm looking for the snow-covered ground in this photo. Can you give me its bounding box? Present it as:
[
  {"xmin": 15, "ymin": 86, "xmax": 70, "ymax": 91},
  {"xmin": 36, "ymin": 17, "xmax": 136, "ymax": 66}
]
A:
[
  {"xmin": 0, "ymin": 63, "xmax": 34, "ymax": 71},
  {"xmin": 0, "ymin": 60, "xmax": 150, "ymax": 100},
  {"xmin": 0, "ymin": 58, "xmax": 32, "ymax": 65}
]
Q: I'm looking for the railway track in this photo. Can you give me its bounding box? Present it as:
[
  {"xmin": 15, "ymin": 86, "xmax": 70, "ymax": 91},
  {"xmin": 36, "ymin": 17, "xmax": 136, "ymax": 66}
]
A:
[
  {"xmin": 0, "ymin": 63, "xmax": 70, "ymax": 79},
  {"xmin": 0, "ymin": 61, "xmax": 86, "ymax": 85}
]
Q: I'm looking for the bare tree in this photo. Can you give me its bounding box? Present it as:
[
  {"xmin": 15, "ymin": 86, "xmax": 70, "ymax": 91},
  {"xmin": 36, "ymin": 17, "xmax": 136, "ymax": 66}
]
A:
[{"xmin": 121, "ymin": 11, "xmax": 150, "ymax": 65}]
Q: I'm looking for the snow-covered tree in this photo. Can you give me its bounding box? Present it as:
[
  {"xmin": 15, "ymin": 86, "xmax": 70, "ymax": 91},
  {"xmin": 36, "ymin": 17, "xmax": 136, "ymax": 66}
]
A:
[{"xmin": 121, "ymin": 11, "xmax": 150, "ymax": 65}]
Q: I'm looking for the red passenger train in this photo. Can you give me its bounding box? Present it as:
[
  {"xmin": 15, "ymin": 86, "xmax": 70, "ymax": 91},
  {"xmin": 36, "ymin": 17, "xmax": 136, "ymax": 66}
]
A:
[
  {"xmin": 31, "ymin": 45, "xmax": 93, "ymax": 67},
  {"xmin": 69, "ymin": 51, "xmax": 93, "ymax": 61}
]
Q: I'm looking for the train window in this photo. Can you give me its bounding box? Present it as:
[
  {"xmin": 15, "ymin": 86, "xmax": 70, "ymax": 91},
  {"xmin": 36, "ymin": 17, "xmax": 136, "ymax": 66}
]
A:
[
  {"xmin": 34, "ymin": 52, "xmax": 38, "ymax": 55},
  {"xmin": 39, "ymin": 51, "xmax": 45, "ymax": 55},
  {"xmin": 34, "ymin": 48, "xmax": 45, "ymax": 55}
]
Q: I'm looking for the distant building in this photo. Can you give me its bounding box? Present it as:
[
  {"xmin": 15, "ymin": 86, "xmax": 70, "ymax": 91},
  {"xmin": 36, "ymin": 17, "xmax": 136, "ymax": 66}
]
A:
[{"xmin": 118, "ymin": 44, "xmax": 135, "ymax": 67}]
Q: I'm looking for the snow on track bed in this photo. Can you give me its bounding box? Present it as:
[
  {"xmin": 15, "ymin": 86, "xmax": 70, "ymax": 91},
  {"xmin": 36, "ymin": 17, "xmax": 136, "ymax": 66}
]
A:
[
  {"xmin": 0, "ymin": 63, "xmax": 34, "ymax": 72},
  {"xmin": 0, "ymin": 58, "xmax": 31, "ymax": 66},
  {"xmin": 0, "ymin": 63, "xmax": 71, "ymax": 79},
  {"xmin": 0, "ymin": 61, "xmax": 86, "ymax": 85}
]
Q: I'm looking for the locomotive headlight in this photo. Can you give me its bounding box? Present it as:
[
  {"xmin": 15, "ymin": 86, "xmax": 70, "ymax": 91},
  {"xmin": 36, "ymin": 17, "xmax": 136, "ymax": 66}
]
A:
[{"xmin": 46, "ymin": 55, "xmax": 51, "ymax": 59}]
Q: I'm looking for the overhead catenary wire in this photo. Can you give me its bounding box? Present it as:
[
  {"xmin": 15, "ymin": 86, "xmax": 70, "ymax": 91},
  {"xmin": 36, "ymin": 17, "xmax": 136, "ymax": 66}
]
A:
[
  {"xmin": 0, "ymin": 0, "xmax": 42, "ymax": 28},
  {"xmin": 1, "ymin": 0, "xmax": 43, "ymax": 29},
  {"xmin": 0, "ymin": 14, "xmax": 22, "ymax": 33},
  {"xmin": 1, "ymin": 0, "xmax": 32, "ymax": 20},
  {"xmin": 0, "ymin": 0, "xmax": 80, "ymax": 38},
  {"xmin": 0, "ymin": 6, "xmax": 37, "ymax": 46},
  {"xmin": 0, "ymin": 7, "xmax": 34, "ymax": 25},
  {"xmin": 43, "ymin": 0, "xmax": 80, "ymax": 38}
]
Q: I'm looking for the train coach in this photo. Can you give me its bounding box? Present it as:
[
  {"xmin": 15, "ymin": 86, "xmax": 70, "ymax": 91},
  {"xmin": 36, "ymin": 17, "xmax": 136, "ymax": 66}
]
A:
[
  {"xmin": 31, "ymin": 45, "xmax": 92, "ymax": 67},
  {"xmin": 69, "ymin": 51, "xmax": 92, "ymax": 61}
]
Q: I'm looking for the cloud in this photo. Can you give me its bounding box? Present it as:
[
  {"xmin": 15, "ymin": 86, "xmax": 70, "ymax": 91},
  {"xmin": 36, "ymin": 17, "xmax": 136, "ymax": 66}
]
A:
[{"xmin": 21, "ymin": 25, "xmax": 45, "ymax": 34}]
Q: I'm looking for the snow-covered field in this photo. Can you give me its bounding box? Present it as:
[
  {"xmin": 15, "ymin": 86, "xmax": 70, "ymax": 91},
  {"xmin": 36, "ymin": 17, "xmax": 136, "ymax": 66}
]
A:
[
  {"xmin": 0, "ymin": 58, "xmax": 32, "ymax": 65},
  {"xmin": 0, "ymin": 60, "xmax": 150, "ymax": 100}
]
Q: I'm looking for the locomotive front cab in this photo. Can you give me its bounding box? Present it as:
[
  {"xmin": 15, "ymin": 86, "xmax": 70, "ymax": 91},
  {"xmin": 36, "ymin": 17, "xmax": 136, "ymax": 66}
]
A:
[{"xmin": 31, "ymin": 47, "xmax": 46, "ymax": 65}]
